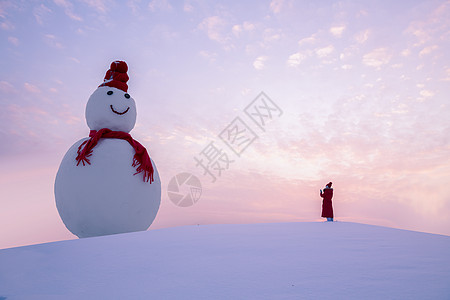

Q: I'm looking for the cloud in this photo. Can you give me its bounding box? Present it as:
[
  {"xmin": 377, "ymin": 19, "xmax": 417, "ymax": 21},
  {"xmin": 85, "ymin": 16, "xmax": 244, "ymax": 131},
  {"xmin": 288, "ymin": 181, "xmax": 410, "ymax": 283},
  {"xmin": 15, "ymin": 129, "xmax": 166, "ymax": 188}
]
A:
[
  {"xmin": 53, "ymin": 0, "xmax": 82, "ymax": 21},
  {"xmin": 198, "ymin": 16, "xmax": 229, "ymax": 43},
  {"xmin": 1, "ymin": 20, "xmax": 14, "ymax": 30},
  {"xmin": 8, "ymin": 36, "xmax": 18, "ymax": 46},
  {"xmin": 404, "ymin": 1, "xmax": 450, "ymax": 47},
  {"xmin": 148, "ymin": 0, "xmax": 172, "ymax": 12},
  {"xmin": 263, "ymin": 28, "xmax": 281, "ymax": 43},
  {"xmin": 316, "ymin": 45, "xmax": 334, "ymax": 58},
  {"xmin": 407, "ymin": 28, "xmax": 429, "ymax": 46},
  {"xmin": 0, "ymin": 0, "xmax": 16, "ymax": 18},
  {"xmin": 241, "ymin": 88, "xmax": 252, "ymax": 96},
  {"xmin": 232, "ymin": 22, "xmax": 255, "ymax": 37},
  {"xmin": 355, "ymin": 29, "xmax": 369, "ymax": 44},
  {"xmin": 82, "ymin": 0, "xmax": 109, "ymax": 13},
  {"xmin": 339, "ymin": 45, "xmax": 359, "ymax": 61},
  {"xmin": 24, "ymin": 83, "xmax": 41, "ymax": 94},
  {"xmin": 0, "ymin": 4, "xmax": 6, "ymax": 18},
  {"xmin": 400, "ymin": 49, "xmax": 411, "ymax": 57},
  {"xmin": 232, "ymin": 24, "xmax": 242, "ymax": 36},
  {"xmin": 184, "ymin": 2, "xmax": 194, "ymax": 12},
  {"xmin": 419, "ymin": 90, "xmax": 435, "ymax": 98},
  {"xmin": 362, "ymin": 48, "xmax": 391, "ymax": 68},
  {"xmin": 287, "ymin": 52, "xmax": 307, "ymax": 67},
  {"xmin": 391, "ymin": 103, "xmax": 409, "ymax": 114},
  {"xmin": 0, "ymin": 81, "xmax": 16, "ymax": 94},
  {"xmin": 442, "ymin": 67, "xmax": 450, "ymax": 81},
  {"xmin": 329, "ymin": 25, "xmax": 345, "ymax": 37},
  {"xmin": 150, "ymin": 24, "xmax": 179, "ymax": 40},
  {"xmin": 126, "ymin": 0, "xmax": 141, "ymax": 15},
  {"xmin": 419, "ymin": 45, "xmax": 438, "ymax": 56},
  {"xmin": 199, "ymin": 50, "xmax": 217, "ymax": 63},
  {"xmin": 298, "ymin": 34, "xmax": 317, "ymax": 46},
  {"xmin": 270, "ymin": 0, "xmax": 284, "ymax": 13},
  {"xmin": 33, "ymin": 4, "xmax": 52, "ymax": 25},
  {"xmin": 44, "ymin": 34, "xmax": 64, "ymax": 49},
  {"xmin": 243, "ymin": 21, "xmax": 256, "ymax": 31},
  {"xmin": 357, "ymin": 9, "xmax": 368, "ymax": 17},
  {"xmin": 68, "ymin": 57, "xmax": 80, "ymax": 64},
  {"xmin": 253, "ymin": 56, "xmax": 268, "ymax": 70}
]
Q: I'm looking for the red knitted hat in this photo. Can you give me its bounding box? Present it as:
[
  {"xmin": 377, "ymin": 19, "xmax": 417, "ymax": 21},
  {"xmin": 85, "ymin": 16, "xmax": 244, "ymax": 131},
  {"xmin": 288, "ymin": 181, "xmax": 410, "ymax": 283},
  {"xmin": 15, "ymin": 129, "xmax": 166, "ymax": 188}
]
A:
[{"xmin": 98, "ymin": 61, "xmax": 129, "ymax": 92}]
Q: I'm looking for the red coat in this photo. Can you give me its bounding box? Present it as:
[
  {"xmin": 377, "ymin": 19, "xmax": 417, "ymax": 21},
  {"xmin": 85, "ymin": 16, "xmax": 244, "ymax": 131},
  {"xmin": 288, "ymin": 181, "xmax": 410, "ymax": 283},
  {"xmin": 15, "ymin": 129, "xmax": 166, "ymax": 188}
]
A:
[{"xmin": 320, "ymin": 188, "xmax": 334, "ymax": 218}]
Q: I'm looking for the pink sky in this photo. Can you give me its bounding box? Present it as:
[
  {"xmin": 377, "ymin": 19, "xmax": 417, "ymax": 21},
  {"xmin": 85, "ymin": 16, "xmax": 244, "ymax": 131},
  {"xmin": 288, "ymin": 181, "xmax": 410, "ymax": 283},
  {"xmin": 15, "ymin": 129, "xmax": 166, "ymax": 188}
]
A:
[{"xmin": 1, "ymin": 0, "xmax": 450, "ymax": 249}]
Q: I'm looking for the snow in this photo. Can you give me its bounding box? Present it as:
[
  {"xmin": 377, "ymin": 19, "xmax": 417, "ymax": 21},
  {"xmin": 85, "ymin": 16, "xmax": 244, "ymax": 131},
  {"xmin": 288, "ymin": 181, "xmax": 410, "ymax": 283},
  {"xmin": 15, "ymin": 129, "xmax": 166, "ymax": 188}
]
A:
[
  {"xmin": 0, "ymin": 222, "xmax": 449, "ymax": 299},
  {"xmin": 55, "ymin": 138, "xmax": 161, "ymax": 238},
  {"xmin": 85, "ymin": 86, "xmax": 137, "ymax": 133},
  {"xmin": 54, "ymin": 84, "xmax": 160, "ymax": 238}
]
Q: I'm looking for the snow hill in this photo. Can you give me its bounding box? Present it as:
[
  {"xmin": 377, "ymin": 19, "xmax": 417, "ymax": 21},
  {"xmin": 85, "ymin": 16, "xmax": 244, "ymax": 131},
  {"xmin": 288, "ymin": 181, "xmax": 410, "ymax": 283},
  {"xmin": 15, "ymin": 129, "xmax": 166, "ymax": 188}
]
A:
[{"xmin": 0, "ymin": 222, "xmax": 449, "ymax": 299}]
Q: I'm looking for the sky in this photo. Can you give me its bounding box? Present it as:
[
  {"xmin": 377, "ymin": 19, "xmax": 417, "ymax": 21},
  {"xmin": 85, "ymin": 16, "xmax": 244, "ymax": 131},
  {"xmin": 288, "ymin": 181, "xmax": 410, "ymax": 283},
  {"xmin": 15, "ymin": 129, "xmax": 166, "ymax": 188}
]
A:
[{"xmin": 0, "ymin": 0, "xmax": 449, "ymax": 249}]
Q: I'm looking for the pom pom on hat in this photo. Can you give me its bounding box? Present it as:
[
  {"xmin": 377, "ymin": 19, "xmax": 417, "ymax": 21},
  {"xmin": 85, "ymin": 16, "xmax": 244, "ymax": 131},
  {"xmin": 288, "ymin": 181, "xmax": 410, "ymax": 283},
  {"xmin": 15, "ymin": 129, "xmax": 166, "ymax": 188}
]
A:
[{"xmin": 99, "ymin": 60, "xmax": 129, "ymax": 92}]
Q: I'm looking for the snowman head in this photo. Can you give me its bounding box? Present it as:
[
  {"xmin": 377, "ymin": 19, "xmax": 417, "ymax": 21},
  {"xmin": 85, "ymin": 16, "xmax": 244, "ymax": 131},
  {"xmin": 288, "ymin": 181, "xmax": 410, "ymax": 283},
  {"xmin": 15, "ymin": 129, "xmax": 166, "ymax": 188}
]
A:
[{"xmin": 85, "ymin": 61, "xmax": 137, "ymax": 133}]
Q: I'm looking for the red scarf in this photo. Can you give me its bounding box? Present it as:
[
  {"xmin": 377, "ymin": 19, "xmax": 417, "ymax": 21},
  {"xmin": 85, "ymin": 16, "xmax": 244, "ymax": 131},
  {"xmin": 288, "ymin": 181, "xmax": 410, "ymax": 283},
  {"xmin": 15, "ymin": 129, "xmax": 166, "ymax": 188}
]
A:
[{"xmin": 76, "ymin": 128, "xmax": 154, "ymax": 183}]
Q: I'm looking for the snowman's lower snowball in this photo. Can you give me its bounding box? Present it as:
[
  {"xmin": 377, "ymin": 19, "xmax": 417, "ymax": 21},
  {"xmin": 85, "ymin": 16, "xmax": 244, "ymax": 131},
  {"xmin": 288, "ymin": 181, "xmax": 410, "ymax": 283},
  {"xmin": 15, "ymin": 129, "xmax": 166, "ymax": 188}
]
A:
[{"xmin": 55, "ymin": 138, "xmax": 161, "ymax": 238}]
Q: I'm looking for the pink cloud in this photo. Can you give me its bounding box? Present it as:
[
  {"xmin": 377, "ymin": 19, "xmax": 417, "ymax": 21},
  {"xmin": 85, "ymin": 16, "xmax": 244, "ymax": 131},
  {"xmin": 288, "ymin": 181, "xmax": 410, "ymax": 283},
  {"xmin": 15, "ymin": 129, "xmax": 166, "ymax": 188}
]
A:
[
  {"xmin": 198, "ymin": 16, "xmax": 229, "ymax": 44},
  {"xmin": 0, "ymin": 80, "xmax": 16, "ymax": 94},
  {"xmin": 24, "ymin": 82, "xmax": 41, "ymax": 94},
  {"xmin": 8, "ymin": 36, "xmax": 19, "ymax": 46},
  {"xmin": 53, "ymin": 0, "xmax": 83, "ymax": 21}
]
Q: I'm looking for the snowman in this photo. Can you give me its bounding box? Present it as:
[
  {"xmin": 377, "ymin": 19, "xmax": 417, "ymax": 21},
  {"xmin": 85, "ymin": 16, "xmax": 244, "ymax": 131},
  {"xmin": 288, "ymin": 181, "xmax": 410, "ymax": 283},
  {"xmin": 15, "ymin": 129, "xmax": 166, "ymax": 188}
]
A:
[{"xmin": 54, "ymin": 60, "xmax": 161, "ymax": 238}]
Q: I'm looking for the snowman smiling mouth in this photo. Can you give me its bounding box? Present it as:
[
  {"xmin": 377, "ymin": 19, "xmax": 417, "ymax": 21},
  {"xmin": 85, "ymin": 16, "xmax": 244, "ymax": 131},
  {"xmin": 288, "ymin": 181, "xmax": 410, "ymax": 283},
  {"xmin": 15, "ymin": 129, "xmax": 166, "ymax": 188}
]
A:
[{"xmin": 110, "ymin": 105, "xmax": 130, "ymax": 115}]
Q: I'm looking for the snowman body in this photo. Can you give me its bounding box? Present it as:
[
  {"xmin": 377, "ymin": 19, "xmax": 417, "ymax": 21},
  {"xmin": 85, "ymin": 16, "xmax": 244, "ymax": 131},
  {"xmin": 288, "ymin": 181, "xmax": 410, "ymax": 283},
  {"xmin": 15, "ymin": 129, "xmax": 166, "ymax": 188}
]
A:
[{"xmin": 55, "ymin": 81, "xmax": 161, "ymax": 238}]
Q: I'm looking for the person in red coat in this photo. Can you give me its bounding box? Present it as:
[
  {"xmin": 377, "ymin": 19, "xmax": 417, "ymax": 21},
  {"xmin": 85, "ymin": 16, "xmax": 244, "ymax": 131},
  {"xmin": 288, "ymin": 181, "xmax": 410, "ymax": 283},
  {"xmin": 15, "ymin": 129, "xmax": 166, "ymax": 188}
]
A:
[{"xmin": 320, "ymin": 182, "xmax": 334, "ymax": 221}]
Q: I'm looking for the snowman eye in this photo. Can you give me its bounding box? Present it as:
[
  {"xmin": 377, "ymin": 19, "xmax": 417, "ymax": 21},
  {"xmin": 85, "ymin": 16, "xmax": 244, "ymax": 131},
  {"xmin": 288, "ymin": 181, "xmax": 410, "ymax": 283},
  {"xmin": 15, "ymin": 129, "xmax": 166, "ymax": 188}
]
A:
[
  {"xmin": 107, "ymin": 91, "xmax": 113, "ymax": 95},
  {"xmin": 124, "ymin": 93, "xmax": 130, "ymax": 99}
]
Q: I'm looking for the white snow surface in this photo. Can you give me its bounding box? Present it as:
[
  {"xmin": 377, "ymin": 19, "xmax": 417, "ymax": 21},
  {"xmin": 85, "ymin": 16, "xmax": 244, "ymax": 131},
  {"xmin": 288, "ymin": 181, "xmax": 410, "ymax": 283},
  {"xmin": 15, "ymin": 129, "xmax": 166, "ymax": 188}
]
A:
[{"xmin": 0, "ymin": 222, "xmax": 449, "ymax": 299}]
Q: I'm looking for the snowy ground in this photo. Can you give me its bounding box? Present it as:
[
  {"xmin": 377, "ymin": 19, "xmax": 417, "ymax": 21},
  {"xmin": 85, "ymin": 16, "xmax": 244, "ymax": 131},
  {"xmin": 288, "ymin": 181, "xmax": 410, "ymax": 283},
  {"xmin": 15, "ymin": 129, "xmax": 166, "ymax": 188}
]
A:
[{"xmin": 0, "ymin": 222, "xmax": 449, "ymax": 299}]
